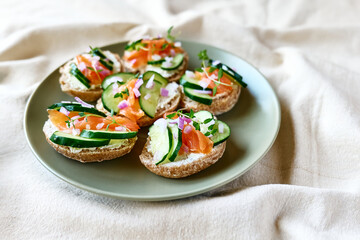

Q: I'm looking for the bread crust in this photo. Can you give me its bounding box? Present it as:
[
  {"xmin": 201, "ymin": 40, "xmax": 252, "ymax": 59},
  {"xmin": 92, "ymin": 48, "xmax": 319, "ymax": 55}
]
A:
[
  {"xmin": 123, "ymin": 51, "xmax": 189, "ymax": 82},
  {"xmin": 43, "ymin": 122, "xmax": 137, "ymax": 163},
  {"xmin": 139, "ymin": 139, "xmax": 226, "ymax": 178},
  {"xmin": 95, "ymin": 85, "xmax": 181, "ymax": 127},
  {"xmin": 180, "ymin": 84, "xmax": 241, "ymax": 115},
  {"xmin": 59, "ymin": 53, "xmax": 123, "ymax": 102}
]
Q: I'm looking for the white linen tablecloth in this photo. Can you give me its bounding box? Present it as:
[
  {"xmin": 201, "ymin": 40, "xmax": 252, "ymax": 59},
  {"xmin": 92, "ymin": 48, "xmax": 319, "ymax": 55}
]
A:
[{"xmin": 1, "ymin": 0, "xmax": 360, "ymax": 239}]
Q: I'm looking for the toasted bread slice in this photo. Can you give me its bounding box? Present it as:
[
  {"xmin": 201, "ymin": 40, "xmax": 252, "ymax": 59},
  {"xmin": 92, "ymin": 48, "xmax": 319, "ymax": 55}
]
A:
[
  {"xmin": 43, "ymin": 120, "xmax": 136, "ymax": 163},
  {"xmin": 95, "ymin": 83, "xmax": 181, "ymax": 127},
  {"xmin": 59, "ymin": 53, "xmax": 123, "ymax": 102},
  {"xmin": 123, "ymin": 51, "xmax": 189, "ymax": 82},
  {"xmin": 139, "ymin": 138, "xmax": 226, "ymax": 178},
  {"xmin": 180, "ymin": 84, "xmax": 241, "ymax": 115}
]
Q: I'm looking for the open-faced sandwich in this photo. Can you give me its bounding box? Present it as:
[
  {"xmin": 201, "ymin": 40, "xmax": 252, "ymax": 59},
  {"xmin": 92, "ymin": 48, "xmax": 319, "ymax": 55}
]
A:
[
  {"xmin": 139, "ymin": 110, "xmax": 231, "ymax": 178},
  {"xmin": 59, "ymin": 47, "xmax": 123, "ymax": 102},
  {"xmin": 180, "ymin": 50, "xmax": 247, "ymax": 115},
  {"xmin": 43, "ymin": 98, "xmax": 139, "ymax": 163},
  {"xmin": 122, "ymin": 27, "xmax": 188, "ymax": 82},
  {"xmin": 96, "ymin": 71, "xmax": 181, "ymax": 127}
]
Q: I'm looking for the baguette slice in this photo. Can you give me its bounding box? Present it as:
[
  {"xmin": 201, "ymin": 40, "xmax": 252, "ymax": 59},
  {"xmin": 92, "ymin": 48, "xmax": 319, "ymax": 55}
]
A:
[
  {"xmin": 180, "ymin": 84, "xmax": 241, "ymax": 115},
  {"xmin": 96, "ymin": 84, "xmax": 182, "ymax": 127},
  {"xmin": 139, "ymin": 138, "xmax": 226, "ymax": 178},
  {"xmin": 43, "ymin": 120, "xmax": 136, "ymax": 163},
  {"xmin": 123, "ymin": 51, "xmax": 189, "ymax": 82},
  {"xmin": 59, "ymin": 53, "xmax": 123, "ymax": 102}
]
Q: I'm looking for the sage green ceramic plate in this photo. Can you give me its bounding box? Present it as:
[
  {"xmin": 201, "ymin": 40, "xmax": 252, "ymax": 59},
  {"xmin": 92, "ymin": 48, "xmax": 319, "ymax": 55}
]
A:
[{"xmin": 24, "ymin": 41, "xmax": 280, "ymax": 201}]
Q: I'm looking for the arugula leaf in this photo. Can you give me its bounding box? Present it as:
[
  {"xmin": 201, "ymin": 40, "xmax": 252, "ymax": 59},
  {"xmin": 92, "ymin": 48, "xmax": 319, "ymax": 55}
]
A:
[
  {"xmin": 203, "ymin": 118, "xmax": 213, "ymax": 124},
  {"xmin": 193, "ymin": 121, "xmax": 200, "ymax": 131},
  {"xmin": 218, "ymin": 68, "xmax": 223, "ymax": 81},
  {"xmin": 167, "ymin": 26, "xmax": 175, "ymax": 42},
  {"xmin": 114, "ymin": 93, "xmax": 123, "ymax": 98},
  {"xmin": 212, "ymin": 86, "xmax": 217, "ymax": 96},
  {"xmin": 208, "ymin": 67, "xmax": 217, "ymax": 73},
  {"xmin": 166, "ymin": 113, "xmax": 176, "ymax": 119},
  {"xmin": 161, "ymin": 43, "xmax": 168, "ymax": 50},
  {"xmin": 189, "ymin": 109, "xmax": 194, "ymax": 118},
  {"xmin": 198, "ymin": 49, "xmax": 209, "ymax": 61},
  {"xmin": 210, "ymin": 128, "xmax": 217, "ymax": 135}
]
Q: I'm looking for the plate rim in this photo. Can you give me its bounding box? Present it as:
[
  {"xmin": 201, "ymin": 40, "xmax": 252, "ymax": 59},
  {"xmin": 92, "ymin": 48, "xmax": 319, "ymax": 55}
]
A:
[{"xmin": 24, "ymin": 40, "xmax": 281, "ymax": 201}]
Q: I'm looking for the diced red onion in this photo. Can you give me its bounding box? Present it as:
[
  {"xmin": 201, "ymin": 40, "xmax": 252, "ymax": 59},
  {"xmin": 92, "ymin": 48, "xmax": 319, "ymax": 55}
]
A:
[
  {"xmin": 184, "ymin": 125, "xmax": 192, "ymax": 134},
  {"xmin": 96, "ymin": 123, "xmax": 104, "ymax": 130},
  {"xmin": 78, "ymin": 62, "xmax": 86, "ymax": 71},
  {"xmin": 162, "ymin": 62, "xmax": 172, "ymax": 68},
  {"xmin": 133, "ymin": 88, "xmax": 141, "ymax": 98},
  {"xmin": 130, "ymin": 59, "xmax": 137, "ymax": 66},
  {"xmin": 74, "ymin": 97, "xmax": 94, "ymax": 108},
  {"xmin": 185, "ymin": 70, "xmax": 195, "ymax": 78},
  {"xmin": 118, "ymin": 100, "xmax": 128, "ymax": 109},
  {"xmin": 160, "ymin": 88, "xmax": 169, "ymax": 97},
  {"xmin": 170, "ymin": 49, "xmax": 176, "ymax": 57},
  {"xmin": 174, "ymin": 41, "xmax": 181, "ymax": 47},
  {"xmin": 72, "ymin": 128, "xmax": 80, "ymax": 136},
  {"xmin": 157, "ymin": 34, "xmax": 163, "ymax": 38},
  {"xmin": 86, "ymin": 124, "xmax": 91, "ymax": 130},
  {"xmin": 193, "ymin": 89, "xmax": 212, "ymax": 95},
  {"xmin": 135, "ymin": 78, "xmax": 144, "ymax": 89},
  {"xmin": 92, "ymin": 55, "xmax": 100, "ymax": 61},
  {"xmin": 199, "ymin": 80, "xmax": 209, "ymax": 89},
  {"xmin": 98, "ymin": 69, "xmax": 111, "ymax": 79},
  {"xmin": 178, "ymin": 117, "xmax": 184, "ymax": 130},
  {"xmin": 218, "ymin": 123, "xmax": 224, "ymax": 133},
  {"xmin": 184, "ymin": 117, "xmax": 192, "ymax": 124},
  {"xmin": 115, "ymin": 126, "xmax": 125, "ymax": 131},
  {"xmin": 146, "ymin": 74, "xmax": 155, "ymax": 89},
  {"xmin": 165, "ymin": 56, "xmax": 173, "ymax": 62},
  {"xmin": 59, "ymin": 107, "xmax": 70, "ymax": 116},
  {"xmin": 144, "ymin": 93, "xmax": 151, "ymax": 100}
]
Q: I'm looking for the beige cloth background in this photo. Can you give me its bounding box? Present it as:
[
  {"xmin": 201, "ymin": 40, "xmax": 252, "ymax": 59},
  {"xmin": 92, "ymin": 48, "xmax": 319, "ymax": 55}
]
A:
[{"xmin": 1, "ymin": 0, "xmax": 360, "ymax": 239}]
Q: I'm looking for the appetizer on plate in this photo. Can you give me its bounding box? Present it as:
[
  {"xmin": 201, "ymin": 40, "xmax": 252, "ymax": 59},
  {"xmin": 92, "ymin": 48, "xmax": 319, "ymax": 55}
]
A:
[
  {"xmin": 122, "ymin": 27, "xmax": 188, "ymax": 82},
  {"xmin": 96, "ymin": 71, "xmax": 181, "ymax": 127},
  {"xmin": 59, "ymin": 47, "xmax": 123, "ymax": 102},
  {"xmin": 180, "ymin": 50, "xmax": 247, "ymax": 115},
  {"xmin": 43, "ymin": 98, "xmax": 139, "ymax": 163},
  {"xmin": 139, "ymin": 110, "xmax": 231, "ymax": 178}
]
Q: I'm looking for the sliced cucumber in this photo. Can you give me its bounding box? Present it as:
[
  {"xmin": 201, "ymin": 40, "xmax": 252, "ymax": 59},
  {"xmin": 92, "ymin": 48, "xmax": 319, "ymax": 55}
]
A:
[
  {"xmin": 69, "ymin": 63, "xmax": 90, "ymax": 89},
  {"xmin": 139, "ymin": 80, "xmax": 162, "ymax": 118},
  {"xmin": 48, "ymin": 103, "xmax": 106, "ymax": 117},
  {"xmin": 160, "ymin": 54, "xmax": 184, "ymax": 70},
  {"xmin": 149, "ymin": 123, "xmax": 171, "ymax": 165},
  {"xmin": 210, "ymin": 120, "xmax": 231, "ymax": 146},
  {"xmin": 90, "ymin": 47, "xmax": 114, "ymax": 71},
  {"xmin": 142, "ymin": 71, "xmax": 168, "ymax": 86},
  {"xmin": 102, "ymin": 73, "xmax": 135, "ymax": 89},
  {"xmin": 50, "ymin": 131, "xmax": 110, "ymax": 148},
  {"xmin": 209, "ymin": 59, "xmax": 247, "ymax": 88},
  {"xmin": 193, "ymin": 111, "xmax": 213, "ymax": 122},
  {"xmin": 80, "ymin": 129, "xmax": 137, "ymax": 139},
  {"xmin": 101, "ymin": 82, "xmax": 124, "ymax": 114},
  {"xmin": 183, "ymin": 87, "xmax": 213, "ymax": 105},
  {"xmin": 147, "ymin": 59, "xmax": 165, "ymax": 65},
  {"xmin": 166, "ymin": 125, "xmax": 182, "ymax": 162},
  {"xmin": 179, "ymin": 74, "xmax": 212, "ymax": 90}
]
